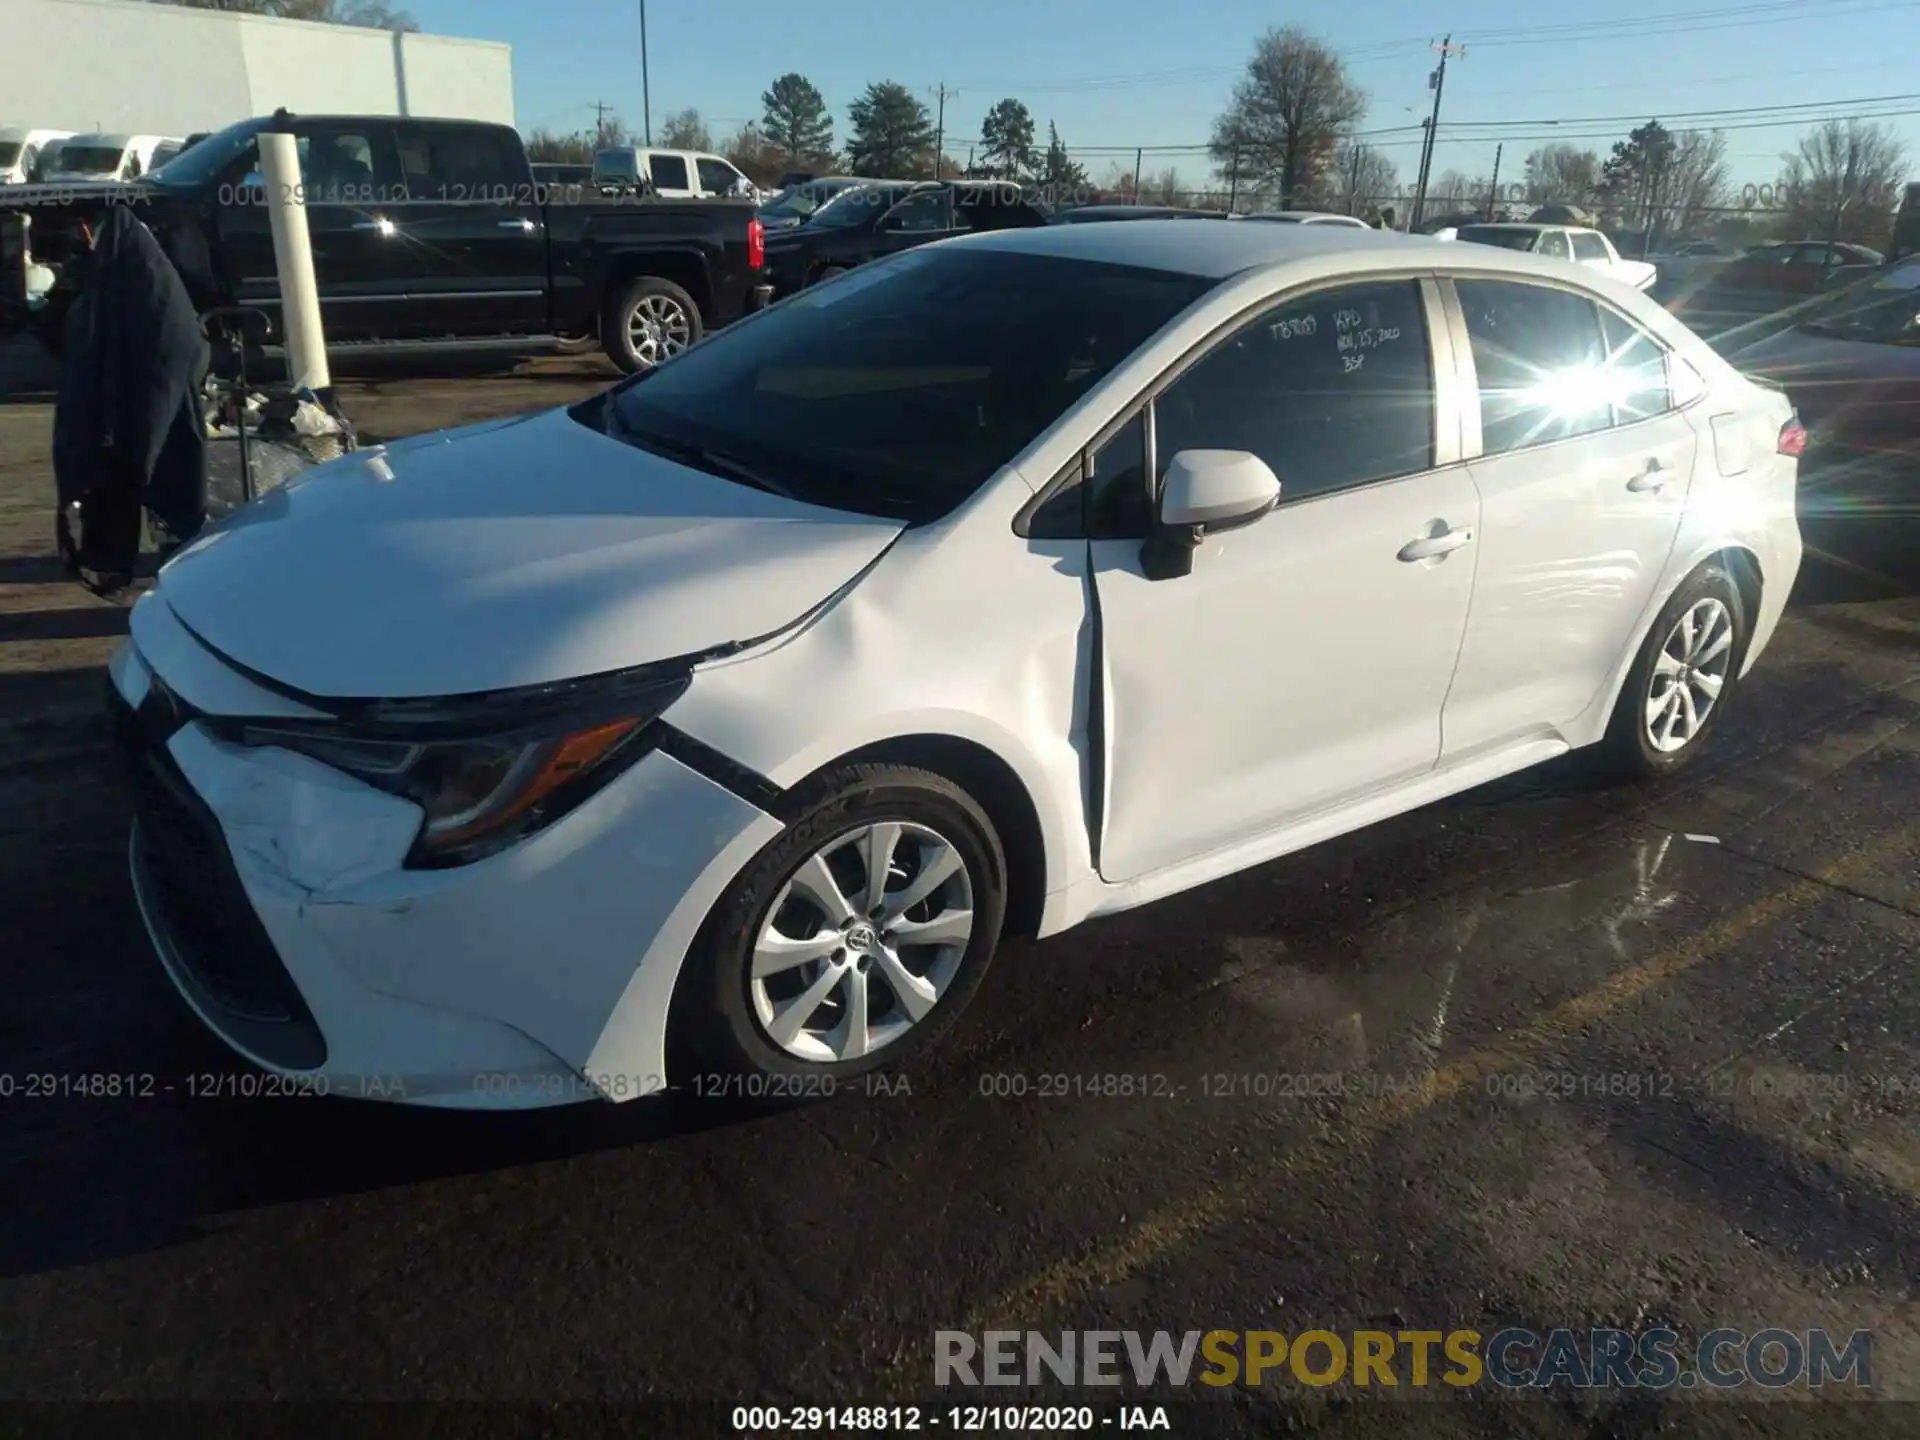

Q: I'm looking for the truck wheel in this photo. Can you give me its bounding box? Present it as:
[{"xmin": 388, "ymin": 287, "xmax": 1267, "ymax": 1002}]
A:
[{"xmin": 603, "ymin": 276, "xmax": 702, "ymax": 374}]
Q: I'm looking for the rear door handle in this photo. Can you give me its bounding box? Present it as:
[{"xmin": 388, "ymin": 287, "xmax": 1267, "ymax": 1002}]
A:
[
  {"xmin": 1397, "ymin": 525, "xmax": 1474, "ymax": 562},
  {"xmin": 351, "ymin": 219, "xmax": 399, "ymax": 235},
  {"xmin": 498, "ymin": 218, "xmax": 536, "ymax": 232},
  {"xmin": 1626, "ymin": 459, "xmax": 1671, "ymax": 492}
]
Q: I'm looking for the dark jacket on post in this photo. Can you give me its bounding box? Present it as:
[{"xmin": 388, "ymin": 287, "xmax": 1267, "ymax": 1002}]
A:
[{"xmin": 52, "ymin": 205, "xmax": 208, "ymax": 593}]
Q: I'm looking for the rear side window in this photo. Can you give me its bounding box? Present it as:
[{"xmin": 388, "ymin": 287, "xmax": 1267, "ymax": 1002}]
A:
[
  {"xmin": 395, "ymin": 126, "xmax": 521, "ymax": 193},
  {"xmin": 1456, "ymin": 279, "xmax": 1611, "ymax": 455},
  {"xmin": 1153, "ymin": 280, "xmax": 1435, "ymax": 504},
  {"xmin": 1599, "ymin": 308, "xmax": 1672, "ymax": 424},
  {"xmin": 1537, "ymin": 231, "xmax": 1572, "ymax": 261},
  {"xmin": 649, "ymin": 154, "xmax": 691, "ymax": 190},
  {"xmin": 1571, "ymin": 232, "xmax": 1610, "ymax": 263}
]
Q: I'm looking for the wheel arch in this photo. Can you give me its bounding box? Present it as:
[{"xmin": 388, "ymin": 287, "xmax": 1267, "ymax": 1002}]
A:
[
  {"xmin": 1586, "ymin": 543, "xmax": 1766, "ymax": 743},
  {"xmin": 779, "ymin": 733, "xmax": 1051, "ymax": 941},
  {"xmin": 602, "ymin": 250, "xmax": 713, "ymax": 323}
]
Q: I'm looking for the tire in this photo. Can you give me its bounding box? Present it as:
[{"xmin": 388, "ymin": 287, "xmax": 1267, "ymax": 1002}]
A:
[
  {"xmin": 673, "ymin": 763, "xmax": 1008, "ymax": 1087},
  {"xmin": 1596, "ymin": 561, "xmax": 1749, "ymax": 780},
  {"xmin": 601, "ymin": 275, "xmax": 702, "ymax": 375}
]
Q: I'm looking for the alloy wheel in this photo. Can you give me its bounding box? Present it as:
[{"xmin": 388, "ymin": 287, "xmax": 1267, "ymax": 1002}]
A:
[
  {"xmin": 749, "ymin": 821, "xmax": 975, "ymax": 1064},
  {"xmin": 626, "ymin": 294, "xmax": 692, "ymax": 367},
  {"xmin": 1644, "ymin": 597, "xmax": 1734, "ymax": 753}
]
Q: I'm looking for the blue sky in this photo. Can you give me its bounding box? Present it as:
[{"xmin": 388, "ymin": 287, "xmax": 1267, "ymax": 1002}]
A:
[{"xmin": 407, "ymin": 0, "xmax": 1920, "ymax": 192}]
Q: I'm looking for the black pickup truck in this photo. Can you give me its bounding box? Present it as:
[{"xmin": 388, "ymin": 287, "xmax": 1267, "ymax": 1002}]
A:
[{"xmin": 0, "ymin": 112, "xmax": 771, "ymax": 373}]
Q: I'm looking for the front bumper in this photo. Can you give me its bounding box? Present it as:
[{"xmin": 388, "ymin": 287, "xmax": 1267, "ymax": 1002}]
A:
[{"xmin": 110, "ymin": 624, "xmax": 783, "ymax": 1109}]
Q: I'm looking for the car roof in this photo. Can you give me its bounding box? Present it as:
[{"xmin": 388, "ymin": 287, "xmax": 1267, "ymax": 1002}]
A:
[
  {"xmin": 1246, "ymin": 210, "xmax": 1369, "ymax": 224},
  {"xmin": 62, "ymin": 133, "xmax": 132, "ymax": 148},
  {"xmin": 944, "ymin": 216, "xmax": 1679, "ymax": 295}
]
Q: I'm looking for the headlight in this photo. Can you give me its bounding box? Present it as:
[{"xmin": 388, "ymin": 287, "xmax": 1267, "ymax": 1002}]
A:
[{"xmin": 231, "ymin": 673, "xmax": 688, "ymax": 867}]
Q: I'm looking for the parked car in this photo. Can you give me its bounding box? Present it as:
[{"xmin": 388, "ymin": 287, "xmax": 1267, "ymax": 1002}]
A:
[
  {"xmin": 0, "ymin": 112, "xmax": 770, "ymax": 373},
  {"xmin": 40, "ymin": 132, "xmax": 183, "ymax": 182},
  {"xmin": 593, "ymin": 145, "xmax": 762, "ymax": 201},
  {"xmin": 1049, "ymin": 204, "xmax": 1223, "ymax": 224},
  {"xmin": 1648, "ymin": 237, "xmax": 1738, "ymax": 284},
  {"xmin": 1696, "ymin": 240, "xmax": 1881, "ymax": 299},
  {"xmin": 106, "ymin": 221, "xmax": 1801, "ymax": 1105},
  {"xmin": 531, "ymin": 161, "xmax": 592, "ymax": 189},
  {"xmin": 762, "ymin": 179, "xmax": 1049, "ymax": 294},
  {"xmin": 0, "ymin": 127, "xmax": 74, "ymax": 185},
  {"xmin": 757, "ymin": 176, "xmax": 868, "ymax": 232},
  {"xmin": 1454, "ymin": 222, "xmax": 1658, "ymax": 290},
  {"xmin": 1726, "ymin": 256, "xmax": 1920, "ymax": 534},
  {"xmin": 1241, "ymin": 210, "xmax": 1371, "ymax": 228}
]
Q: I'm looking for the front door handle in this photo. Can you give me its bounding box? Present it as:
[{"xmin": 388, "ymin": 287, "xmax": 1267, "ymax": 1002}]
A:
[
  {"xmin": 351, "ymin": 218, "xmax": 399, "ymax": 236},
  {"xmin": 498, "ymin": 217, "xmax": 536, "ymax": 232},
  {"xmin": 1626, "ymin": 458, "xmax": 1671, "ymax": 493},
  {"xmin": 1397, "ymin": 525, "xmax": 1474, "ymax": 562}
]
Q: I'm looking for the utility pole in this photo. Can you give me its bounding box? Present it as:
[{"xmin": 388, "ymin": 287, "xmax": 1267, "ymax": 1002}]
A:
[
  {"xmin": 930, "ymin": 84, "xmax": 954, "ymax": 178},
  {"xmin": 591, "ymin": 99, "xmax": 614, "ymax": 145},
  {"xmin": 1228, "ymin": 147, "xmax": 1241, "ymax": 212},
  {"xmin": 638, "ymin": 0, "xmax": 652, "ymax": 145},
  {"xmin": 1346, "ymin": 143, "xmax": 1362, "ymax": 217},
  {"xmin": 1485, "ymin": 142, "xmax": 1502, "ymax": 220},
  {"xmin": 1133, "ymin": 146, "xmax": 1143, "ymax": 203},
  {"xmin": 1409, "ymin": 34, "xmax": 1465, "ymax": 230}
]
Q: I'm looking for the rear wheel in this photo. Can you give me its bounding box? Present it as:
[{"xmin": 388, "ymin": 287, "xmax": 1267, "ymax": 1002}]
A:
[
  {"xmin": 1597, "ymin": 562, "xmax": 1748, "ymax": 779},
  {"xmin": 601, "ymin": 275, "xmax": 702, "ymax": 374},
  {"xmin": 673, "ymin": 764, "xmax": 1007, "ymax": 1087}
]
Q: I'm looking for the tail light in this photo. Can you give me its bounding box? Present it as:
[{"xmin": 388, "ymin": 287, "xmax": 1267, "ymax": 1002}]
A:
[
  {"xmin": 747, "ymin": 217, "xmax": 764, "ymax": 271},
  {"xmin": 1777, "ymin": 414, "xmax": 1807, "ymax": 457}
]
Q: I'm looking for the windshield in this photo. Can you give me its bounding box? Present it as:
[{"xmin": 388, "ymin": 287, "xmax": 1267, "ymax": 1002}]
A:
[
  {"xmin": 145, "ymin": 118, "xmax": 262, "ymax": 188},
  {"xmin": 53, "ymin": 145, "xmax": 125, "ymax": 176},
  {"xmin": 591, "ymin": 248, "xmax": 1213, "ymax": 524},
  {"xmin": 762, "ymin": 182, "xmax": 853, "ymax": 221},
  {"xmin": 808, "ymin": 185, "xmax": 902, "ymax": 229},
  {"xmin": 1456, "ymin": 226, "xmax": 1539, "ymax": 252},
  {"xmin": 1796, "ymin": 265, "xmax": 1920, "ymax": 344}
]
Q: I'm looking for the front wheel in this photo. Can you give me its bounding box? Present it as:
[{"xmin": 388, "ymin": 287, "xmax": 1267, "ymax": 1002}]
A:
[
  {"xmin": 673, "ymin": 763, "xmax": 1008, "ymax": 1086},
  {"xmin": 1597, "ymin": 561, "xmax": 1749, "ymax": 779},
  {"xmin": 601, "ymin": 275, "xmax": 702, "ymax": 374}
]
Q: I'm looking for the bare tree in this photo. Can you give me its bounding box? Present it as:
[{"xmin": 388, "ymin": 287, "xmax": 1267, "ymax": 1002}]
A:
[
  {"xmin": 1427, "ymin": 169, "xmax": 1479, "ymax": 211},
  {"xmin": 1779, "ymin": 118, "xmax": 1907, "ymax": 244},
  {"xmin": 1324, "ymin": 140, "xmax": 1397, "ymax": 215},
  {"xmin": 1209, "ymin": 27, "xmax": 1365, "ymax": 208},
  {"xmin": 525, "ymin": 129, "xmax": 591, "ymax": 165},
  {"xmin": 1138, "ymin": 166, "xmax": 1183, "ymax": 205},
  {"xmin": 1656, "ymin": 129, "xmax": 1730, "ymax": 236},
  {"xmin": 720, "ymin": 122, "xmax": 788, "ymax": 187},
  {"xmin": 1523, "ymin": 144, "xmax": 1599, "ymax": 206},
  {"xmin": 1100, "ymin": 159, "xmax": 1139, "ymax": 203},
  {"xmin": 658, "ymin": 109, "xmax": 713, "ymax": 153},
  {"xmin": 143, "ymin": 0, "xmax": 418, "ymax": 27}
]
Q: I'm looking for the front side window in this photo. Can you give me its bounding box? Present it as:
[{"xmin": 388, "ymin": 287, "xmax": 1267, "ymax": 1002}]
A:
[
  {"xmin": 1456, "ymin": 278, "xmax": 1611, "ymax": 455},
  {"xmin": 1152, "ymin": 280, "xmax": 1435, "ymax": 505},
  {"xmin": 598, "ymin": 249, "xmax": 1212, "ymax": 524},
  {"xmin": 1571, "ymin": 232, "xmax": 1610, "ymax": 263},
  {"xmin": 1457, "ymin": 226, "xmax": 1539, "ymax": 252},
  {"xmin": 697, "ymin": 156, "xmax": 742, "ymax": 194}
]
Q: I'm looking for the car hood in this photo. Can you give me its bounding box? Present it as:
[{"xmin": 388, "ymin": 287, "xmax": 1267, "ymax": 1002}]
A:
[{"xmin": 152, "ymin": 406, "xmax": 904, "ymax": 700}]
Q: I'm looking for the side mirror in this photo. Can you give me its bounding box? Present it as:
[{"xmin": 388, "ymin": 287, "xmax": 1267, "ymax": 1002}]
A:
[{"xmin": 1141, "ymin": 449, "xmax": 1281, "ymax": 580}]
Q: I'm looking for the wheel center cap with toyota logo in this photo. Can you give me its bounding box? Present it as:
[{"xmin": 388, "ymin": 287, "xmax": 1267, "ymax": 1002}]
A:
[{"xmin": 844, "ymin": 923, "xmax": 878, "ymax": 953}]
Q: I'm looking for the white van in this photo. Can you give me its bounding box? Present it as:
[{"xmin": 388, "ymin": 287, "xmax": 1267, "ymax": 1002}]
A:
[
  {"xmin": 42, "ymin": 133, "xmax": 183, "ymax": 183},
  {"xmin": 0, "ymin": 128, "xmax": 75, "ymax": 184},
  {"xmin": 592, "ymin": 146, "xmax": 762, "ymax": 201}
]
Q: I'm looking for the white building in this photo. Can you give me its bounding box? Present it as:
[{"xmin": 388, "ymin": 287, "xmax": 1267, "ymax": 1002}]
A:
[{"xmin": 8, "ymin": 0, "xmax": 514, "ymax": 137}]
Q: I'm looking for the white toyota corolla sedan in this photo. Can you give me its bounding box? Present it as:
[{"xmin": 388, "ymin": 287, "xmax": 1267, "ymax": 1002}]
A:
[{"xmin": 108, "ymin": 221, "xmax": 1804, "ymax": 1108}]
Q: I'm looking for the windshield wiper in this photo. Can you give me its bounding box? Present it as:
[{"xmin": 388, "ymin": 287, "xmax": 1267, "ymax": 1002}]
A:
[{"xmin": 599, "ymin": 404, "xmax": 796, "ymax": 498}]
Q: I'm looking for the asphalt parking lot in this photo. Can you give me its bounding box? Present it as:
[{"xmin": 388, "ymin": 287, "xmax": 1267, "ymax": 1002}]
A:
[{"xmin": 3, "ymin": 336, "xmax": 1919, "ymax": 1436}]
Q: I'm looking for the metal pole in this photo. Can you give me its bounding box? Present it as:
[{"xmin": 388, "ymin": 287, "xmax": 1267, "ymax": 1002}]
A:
[
  {"xmin": 931, "ymin": 84, "xmax": 950, "ymax": 178},
  {"xmin": 1410, "ymin": 34, "xmax": 1457, "ymax": 231},
  {"xmin": 258, "ymin": 129, "xmax": 329, "ymax": 397},
  {"xmin": 1133, "ymin": 147, "xmax": 1143, "ymax": 203},
  {"xmin": 1228, "ymin": 147, "xmax": 1240, "ymax": 212},
  {"xmin": 638, "ymin": 0, "xmax": 651, "ymax": 146},
  {"xmin": 1485, "ymin": 143, "xmax": 1502, "ymax": 220}
]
